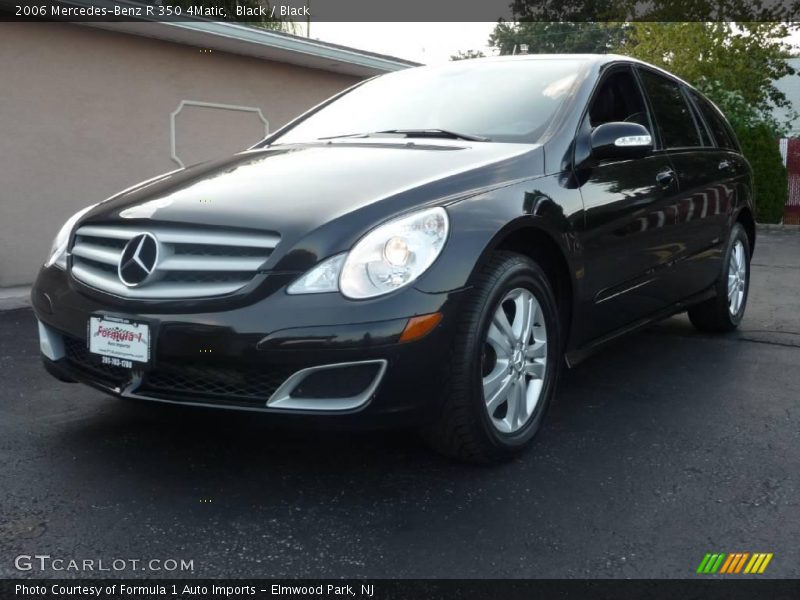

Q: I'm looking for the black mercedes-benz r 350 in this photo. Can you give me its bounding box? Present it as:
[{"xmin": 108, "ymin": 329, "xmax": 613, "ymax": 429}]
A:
[{"xmin": 33, "ymin": 55, "xmax": 754, "ymax": 462}]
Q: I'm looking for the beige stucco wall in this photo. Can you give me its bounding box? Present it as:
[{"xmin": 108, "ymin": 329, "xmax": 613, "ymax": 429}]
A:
[{"xmin": 0, "ymin": 22, "xmax": 361, "ymax": 287}]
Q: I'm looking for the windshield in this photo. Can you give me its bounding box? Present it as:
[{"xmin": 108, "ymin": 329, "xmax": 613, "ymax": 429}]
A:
[{"xmin": 271, "ymin": 58, "xmax": 587, "ymax": 145}]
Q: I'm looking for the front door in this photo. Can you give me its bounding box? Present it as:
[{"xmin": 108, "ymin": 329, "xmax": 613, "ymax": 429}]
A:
[{"xmin": 575, "ymin": 66, "xmax": 684, "ymax": 342}]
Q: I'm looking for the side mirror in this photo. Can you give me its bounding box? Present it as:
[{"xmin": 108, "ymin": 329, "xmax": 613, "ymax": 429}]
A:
[{"xmin": 591, "ymin": 122, "xmax": 653, "ymax": 161}]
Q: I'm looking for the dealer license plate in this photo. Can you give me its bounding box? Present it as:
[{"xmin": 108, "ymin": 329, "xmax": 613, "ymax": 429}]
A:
[{"xmin": 88, "ymin": 316, "xmax": 151, "ymax": 369}]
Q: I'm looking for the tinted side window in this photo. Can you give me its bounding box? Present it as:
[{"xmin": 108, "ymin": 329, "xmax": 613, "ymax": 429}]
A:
[
  {"xmin": 689, "ymin": 90, "xmax": 737, "ymax": 150},
  {"xmin": 588, "ymin": 68, "xmax": 650, "ymax": 131},
  {"xmin": 638, "ymin": 69, "xmax": 702, "ymax": 148},
  {"xmin": 687, "ymin": 94, "xmax": 714, "ymax": 147}
]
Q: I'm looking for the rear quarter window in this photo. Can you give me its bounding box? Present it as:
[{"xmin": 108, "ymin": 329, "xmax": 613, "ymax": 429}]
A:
[{"xmin": 688, "ymin": 89, "xmax": 738, "ymax": 151}]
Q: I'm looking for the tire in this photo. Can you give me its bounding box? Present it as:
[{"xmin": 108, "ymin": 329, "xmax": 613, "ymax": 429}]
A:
[
  {"xmin": 420, "ymin": 251, "xmax": 562, "ymax": 463},
  {"xmin": 688, "ymin": 222, "xmax": 751, "ymax": 333}
]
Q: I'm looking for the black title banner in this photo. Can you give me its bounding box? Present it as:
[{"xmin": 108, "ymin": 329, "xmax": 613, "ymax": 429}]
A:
[
  {"xmin": 3, "ymin": 579, "xmax": 800, "ymax": 600},
  {"xmin": 2, "ymin": 0, "xmax": 800, "ymax": 22}
]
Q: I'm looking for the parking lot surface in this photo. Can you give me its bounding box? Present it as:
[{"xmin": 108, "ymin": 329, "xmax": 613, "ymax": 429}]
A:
[{"xmin": 1, "ymin": 228, "xmax": 799, "ymax": 578}]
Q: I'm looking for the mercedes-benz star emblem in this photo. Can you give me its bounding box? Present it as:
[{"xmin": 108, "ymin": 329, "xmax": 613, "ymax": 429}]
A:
[{"xmin": 118, "ymin": 233, "xmax": 159, "ymax": 287}]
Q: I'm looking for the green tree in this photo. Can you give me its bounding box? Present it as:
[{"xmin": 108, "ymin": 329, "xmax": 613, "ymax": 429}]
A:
[
  {"xmin": 451, "ymin": 49, "xmax": 486, "ymax": 61},
  {"xmin": 738, "ymin": 122, "xmax": 788, "ymax": 223},
  {"xmin": 617, "ymin": 22, "xmax": 797, "ymax": 129},
  {"xmin": 489, "ymin": 22, "xmax": 627, "ymax": 55},
  {"xmin": 615, "ymin": 22, "xmax": 795, "ymax": 222}
]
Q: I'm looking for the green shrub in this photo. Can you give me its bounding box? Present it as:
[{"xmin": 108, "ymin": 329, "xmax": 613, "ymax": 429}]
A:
[
  {"xmin": 734, "ymin": 122, "xmax": 788, "ymax": 224},
  {"xmin": 696, "ymin": 80, "xmax": 789, "ymax": 224}
]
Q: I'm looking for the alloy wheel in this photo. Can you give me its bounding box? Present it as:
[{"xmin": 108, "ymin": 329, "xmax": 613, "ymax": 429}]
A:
[
  {"xmin": 728, "ymin": 240, "xmax": 746, "ymax": 316},
  {"xmin": 481, "ymin": 288, "xmax": 548, "ymax": 434}
]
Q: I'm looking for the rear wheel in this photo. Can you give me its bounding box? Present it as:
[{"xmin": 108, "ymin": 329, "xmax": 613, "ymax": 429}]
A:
[
  {"xmin": 420, "ymin": 252, "xmax": 561, "ymax": 463},
  {"xmin": 688, "ymin": 222, "xmax": 751, "ymax": 332}
]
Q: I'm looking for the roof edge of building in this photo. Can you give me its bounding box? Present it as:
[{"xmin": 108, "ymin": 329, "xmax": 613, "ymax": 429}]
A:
[{"xmin": 63, "ymin": 0, "xmax": 419, "ymax": 76}]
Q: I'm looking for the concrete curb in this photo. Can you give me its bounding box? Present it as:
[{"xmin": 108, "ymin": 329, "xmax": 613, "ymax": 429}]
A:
[
  {"xmin": 0, "ymin": 286, "xmax": 31, "ymax": 311},
  {"xmin": 757, "ymin": 223, "xmax": 800, "ymax": 230}
]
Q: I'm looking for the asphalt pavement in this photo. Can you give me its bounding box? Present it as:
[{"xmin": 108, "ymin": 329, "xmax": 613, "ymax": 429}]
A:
[{"xmin": 1, "ymin": 227, "xmax": 798, "ymax": 579}]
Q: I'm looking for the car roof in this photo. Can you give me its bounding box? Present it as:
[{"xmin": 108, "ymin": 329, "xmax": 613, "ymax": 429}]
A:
[{"xmin": 444, "ymin": 53, "xmax": 695, "ymax": 90}]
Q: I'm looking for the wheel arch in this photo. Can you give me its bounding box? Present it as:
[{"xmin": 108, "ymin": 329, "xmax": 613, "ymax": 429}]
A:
[
  {"xmin": 472, "ymin": 220, "xmax": 578, "ymax": 350},
  {"xmin": 735, "ymin": 206, "xmax": 756, "ymax": 256}
]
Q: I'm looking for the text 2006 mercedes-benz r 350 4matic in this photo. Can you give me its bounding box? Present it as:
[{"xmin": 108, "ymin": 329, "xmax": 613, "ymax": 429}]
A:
[{"xmin": 33, "ymin": 55, "xmax": 754, "ymax": 462}]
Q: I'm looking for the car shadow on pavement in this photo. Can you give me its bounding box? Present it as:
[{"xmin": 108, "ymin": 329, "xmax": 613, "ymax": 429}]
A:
[{"xmin": 47, "ymin": 316, "xmax": 744, "ymax": 497}]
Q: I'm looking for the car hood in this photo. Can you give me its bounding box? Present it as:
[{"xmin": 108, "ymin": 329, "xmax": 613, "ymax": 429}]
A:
[{"xmin": 84, "ymin": 140, "xmax": 543, "ymax": 268}]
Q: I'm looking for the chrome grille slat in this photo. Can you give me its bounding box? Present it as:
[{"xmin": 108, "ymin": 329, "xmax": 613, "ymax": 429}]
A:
[
  {"xmin": 158, "ymin": 255, "xmax": 265, "ymax": 271},
  {"xmin": 71, "ymin": 263, "xmax": 250, "ymax": 299},
  {"xmin": 70, "ymin": 223, "xmax": 279, "ymax": 299},
  {"xmin": 77, "ymin": 225, "xmax": 279, "ymax": 248},
  {"xmin": 71, "ymin": 243, "xmax": 121, "ymax": 266}
]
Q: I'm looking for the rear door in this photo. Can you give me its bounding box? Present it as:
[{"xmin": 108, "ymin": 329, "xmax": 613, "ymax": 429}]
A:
[
  {"xmin": 685, "ymin": 88, "xmax": 748, "ymax": 283},
  {"xmin": 576, "ymin": 65, "xmax": 684, "ymax": 341},
  {"xmin": 637, "ymin": 68, "xmax": 733, "ymax": 299}
]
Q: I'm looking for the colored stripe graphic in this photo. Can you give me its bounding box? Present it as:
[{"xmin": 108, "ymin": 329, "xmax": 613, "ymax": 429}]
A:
[
  {"xmin": 710, "ymin": 554, "xmax": 725, "ymax": 573},
  {"xmin": 733, "ymin": 553, "xmax": 749, "ymax": 573},
  {"xmin": 697, "ymin": 554, "xmax": 712, "ymax": 573},
  {"xmin": 719, "ymin": 554, "xmax": 736, "ymax": 574},
  {"xmin": 697, "ymin": 552, "xmax": 773, "ymax": 574},
  {"xmin": 758, "ymin": 554, "xmax": 773, "ymax": 573},
  {"xmin": 697, "ymin": 553, "xmax": 726, "ymax": 573}
]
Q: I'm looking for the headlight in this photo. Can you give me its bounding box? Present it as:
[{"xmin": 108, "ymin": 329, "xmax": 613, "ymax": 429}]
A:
[
  {"xmin": 286, "ymin": 253, "xmax": 346, "ymax": 295},
  {"xmin": 288, "ymin": 207, "xmax": 448, "ymax": 298},
  {"xmin": 44, "ymin": 204, "xmax": 98, "ymax": 269},
  {"xmin": 340, "ymin": 207, "xmax": 449, "ymax": 299}
]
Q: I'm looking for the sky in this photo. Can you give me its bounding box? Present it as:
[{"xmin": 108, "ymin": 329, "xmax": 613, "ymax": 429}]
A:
[
  {"xmin": 304, "ymin": 22, "xmax": 800, "ymax": 66},
  {"xmin": 305, "ymin": 22, "xmax": 498, "ymax": 64}
]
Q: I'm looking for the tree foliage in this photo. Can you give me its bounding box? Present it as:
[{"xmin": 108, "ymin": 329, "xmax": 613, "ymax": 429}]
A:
[
  {"xmin": 451, "ymin": 49, "xmax": 486, "ymax": 61},
  {"xmin": 618, "ymin": 22, "xmax": 797, "ymax": 131},
  {"xmin": 488, "ymin": 22, "xmax": 627, "ymax": 55},
  {"xmin": 476, "ymin": 14, "xmax": 797, "ymax": 222},
  {"xmin": 737, "ymin": 122, "xmax": 788, "ymax": 223}
]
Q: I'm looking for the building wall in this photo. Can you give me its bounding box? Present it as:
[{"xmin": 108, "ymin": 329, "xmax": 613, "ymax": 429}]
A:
[
  {"xmin": 771, "ymin": 58, "xmax": 800, "ymax": 136},
  {"xmin": 0, "ymin": 22, "xmax": 361, "ymax": 287}
]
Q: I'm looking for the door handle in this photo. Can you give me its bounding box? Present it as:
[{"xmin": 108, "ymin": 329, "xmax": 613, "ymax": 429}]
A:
[
  {"xmin": 718, "ymin": 160, "xmax": 732, "ymax": 170},
  {"xmin": 656, "ymin": 169, "xmax": 675, "ymax": 187}
]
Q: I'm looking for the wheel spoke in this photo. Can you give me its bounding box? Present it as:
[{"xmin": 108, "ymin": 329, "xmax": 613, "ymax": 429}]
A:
[
  {"xmin": 514, "ymin": 374, "xmax": 529, "ymax": 427},
  {"xmin": 492, "ymin": 310, "xmax": 516, "ymax": 350},
  {"xmin": 485, "ymin": 372, "xmax": 514, "ymax": 413},
  {"xmin": 483, "ymin": 363, "xmax": 508, "ymax": 400},
  {"xmin": 487, "ymin": 322, "xmax": 513, "ymax": 358},
  {"xmin": 513, "ymin": 293, "xmax": 535, "ymax": 344},
  {"xmin": 504, "ymin": 377, "xmax": 522, "ymax": 429},
  {"xmin": 525, "ymin": 340, "xmax": 546, "ymax": 360},
  {"xmin": 524, "ymin": 361, "xmax": 546, "ymax": 379}
]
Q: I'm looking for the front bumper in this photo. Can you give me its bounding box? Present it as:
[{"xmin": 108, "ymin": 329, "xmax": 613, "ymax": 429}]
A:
[{"xmin": 32, "ymin": 266, "xmax": 465, "ymax": 426}]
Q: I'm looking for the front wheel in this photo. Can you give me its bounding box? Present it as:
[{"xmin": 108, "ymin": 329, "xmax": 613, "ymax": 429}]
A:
[
  {"xmin": 688, "ymin": 222, "xmax": 751, "ymax": 332},
  {"xmin": 420, "ymin": 252, "xmax": 561, "ymax": 463}
]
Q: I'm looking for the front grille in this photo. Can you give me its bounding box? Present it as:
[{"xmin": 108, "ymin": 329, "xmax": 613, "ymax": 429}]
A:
[
  {"xmin": 138, "ymin": 361, "xmax": 296, "ymax": 407},
  {"xmin": 70, "ymin": 224, "xmax": 280, "ymax": 299},
  {"xmin": 63, "ymin": 336, "xmax": 131, "ymax": 388}
]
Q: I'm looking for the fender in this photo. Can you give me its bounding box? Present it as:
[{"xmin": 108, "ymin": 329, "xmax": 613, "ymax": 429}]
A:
[{"xmin": 414, "ymin": 172, "xmax": 587, "ymax": 349}]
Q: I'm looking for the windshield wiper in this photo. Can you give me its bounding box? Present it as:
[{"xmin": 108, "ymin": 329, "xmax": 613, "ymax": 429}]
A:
[
  {"xmin": 317, "ymin": 129, "xmax": 490, "ymax": 142},
  {"xmin": 375, "ymin": 129, "xmax": 491, "ymax": 142},
  {"xmin": 317, "ymin": 132, "xmax": 372, "ymax": 140}
]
